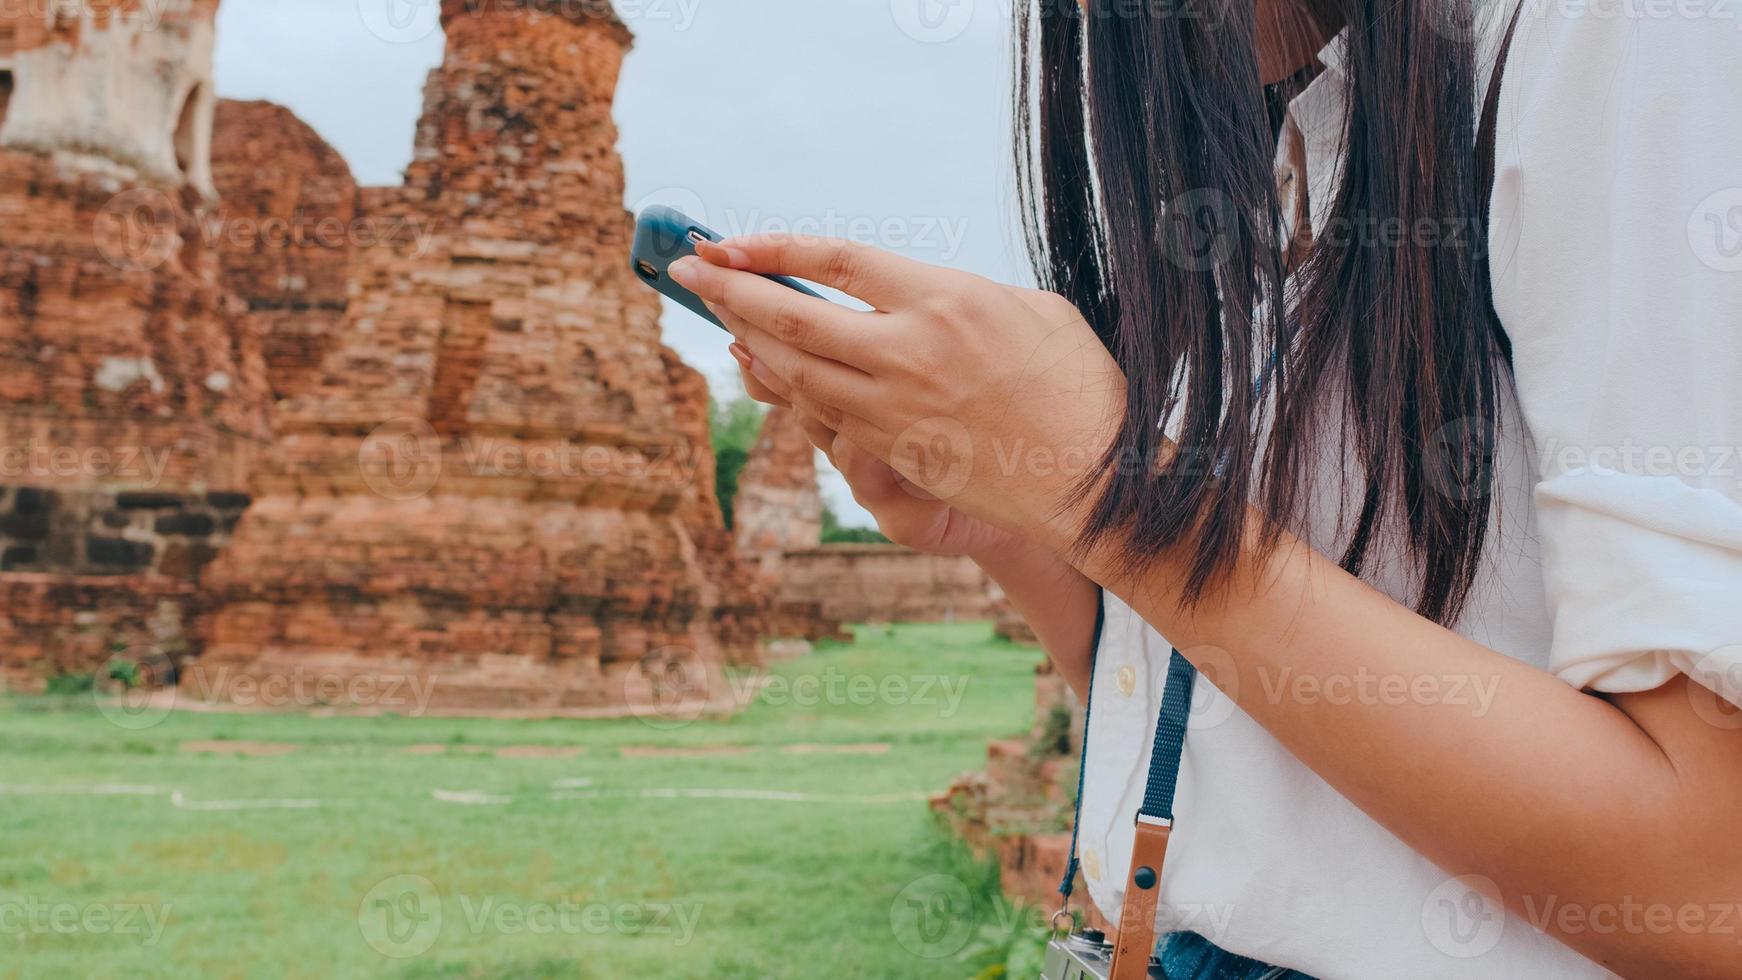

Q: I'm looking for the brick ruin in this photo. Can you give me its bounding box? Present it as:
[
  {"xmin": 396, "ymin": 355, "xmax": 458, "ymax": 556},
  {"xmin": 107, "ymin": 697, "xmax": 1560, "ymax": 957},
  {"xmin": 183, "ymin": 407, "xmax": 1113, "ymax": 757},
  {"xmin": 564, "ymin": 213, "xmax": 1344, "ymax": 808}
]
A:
[
  {"xmin": 0, "ymin": 0, "xmax": 768, "ymax": 707},
  {"xmin": 730, "ymin": 407, "xmax": 995, "ymax": 634},
  {"xmin": 207, "ymin": 99, "xmax": 359, "ymax": 402},
  {"xmin": 0, "ymin": 0, "xmax": 271, "ymax": 686},
  {"xmin": 931, "ymin": 657, "xmax": 1114, "ymax": 937},
  {"xmin": 733, "ymin": 407, "xmax": 824, "ymax": 579},
  {"xmin": 731, "ymin": 407, "xmax": 844, "ymax": 642},
  {"xmin": 728, "ymin": 408, "xmax": 995, "ymax": 633},
  {"xmin": 778, "ymin": 545, "xmax": 998, "ymax": 625},
  {"xmin": 196, "ymin": 0, "xmax": 771, "ymax": 709},
  {"xmin": 0, "ymin": 0, "xmax": 1012, "ymax": 707},
  {"xmin": 992, "ymin": 593, "xmax": 1040, "ymax": 645}
]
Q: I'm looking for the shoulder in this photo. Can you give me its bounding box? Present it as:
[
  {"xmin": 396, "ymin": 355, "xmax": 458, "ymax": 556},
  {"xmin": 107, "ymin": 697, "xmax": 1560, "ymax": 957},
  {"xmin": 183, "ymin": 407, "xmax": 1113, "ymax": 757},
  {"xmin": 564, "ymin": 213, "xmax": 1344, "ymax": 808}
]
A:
[
  {"xmin": 1490, "ymin": 0, "xmax": 1742, "ymax": 340},
  {"xmin": 1503, "ymin": 0, "xmax": 1742, "ymax": 116},
  {"xmin": 1485, "ymin": 0, "xmax": 1742, "ymax": 703}
]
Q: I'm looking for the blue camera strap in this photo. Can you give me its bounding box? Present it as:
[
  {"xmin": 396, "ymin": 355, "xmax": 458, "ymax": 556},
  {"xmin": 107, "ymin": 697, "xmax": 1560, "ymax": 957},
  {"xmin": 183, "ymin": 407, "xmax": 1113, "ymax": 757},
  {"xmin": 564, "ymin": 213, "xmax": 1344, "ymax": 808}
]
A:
[
  {"xmin": 1053, "ymin": 304, "xmax": 1263, "ymax": 975},
  {"xmin": 1142, "ymin": 649, "xmax": 1199, "ymax": 823},
  {"xmin": 1057, "ymin": 600, "xmax": 1198, "ymax": 905}
]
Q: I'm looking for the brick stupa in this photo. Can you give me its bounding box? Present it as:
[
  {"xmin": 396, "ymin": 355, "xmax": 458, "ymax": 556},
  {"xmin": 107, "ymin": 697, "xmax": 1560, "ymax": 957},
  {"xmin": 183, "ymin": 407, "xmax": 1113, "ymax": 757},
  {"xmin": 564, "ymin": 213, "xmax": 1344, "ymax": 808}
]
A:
[
  {"xmin": 0, "ymin": 0, "xmax": 272, "ymax": 686},
  {"xmin": 732, "ymin": 408, "xmax": 846, "ymax": 643},
  {"xmin": 197, "ymin": 0, "xmax": 762, "ymax": 709}
]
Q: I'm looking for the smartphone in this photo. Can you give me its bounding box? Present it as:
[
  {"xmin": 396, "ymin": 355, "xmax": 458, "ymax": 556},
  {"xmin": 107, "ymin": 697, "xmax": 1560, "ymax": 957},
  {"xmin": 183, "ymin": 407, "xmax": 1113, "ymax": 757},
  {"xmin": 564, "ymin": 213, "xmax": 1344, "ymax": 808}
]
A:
[{"xmin": 630, "ymin": 205, "xmax": 827, "ymax": 330}]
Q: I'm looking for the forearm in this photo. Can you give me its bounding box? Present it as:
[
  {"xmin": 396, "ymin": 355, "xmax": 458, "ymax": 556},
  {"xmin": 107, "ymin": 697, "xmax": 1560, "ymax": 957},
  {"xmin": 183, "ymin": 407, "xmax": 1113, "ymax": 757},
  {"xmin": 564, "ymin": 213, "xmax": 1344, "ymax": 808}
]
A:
[
  {"xmin": 1078, "ymin": 518, "xmax": 1742, "ymax": 977},
  {"xmin": 973, "ymin": 533, "xmax": 1100, "ymax": 698}
]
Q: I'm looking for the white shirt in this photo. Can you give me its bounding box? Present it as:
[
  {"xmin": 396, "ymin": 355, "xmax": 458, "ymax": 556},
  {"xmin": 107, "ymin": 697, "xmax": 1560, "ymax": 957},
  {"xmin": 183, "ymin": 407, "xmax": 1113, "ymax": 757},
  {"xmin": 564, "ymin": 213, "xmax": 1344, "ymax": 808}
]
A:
[{"xmin": 1077, "ymin": 4, "xmax": 1742, "ymax": 977}]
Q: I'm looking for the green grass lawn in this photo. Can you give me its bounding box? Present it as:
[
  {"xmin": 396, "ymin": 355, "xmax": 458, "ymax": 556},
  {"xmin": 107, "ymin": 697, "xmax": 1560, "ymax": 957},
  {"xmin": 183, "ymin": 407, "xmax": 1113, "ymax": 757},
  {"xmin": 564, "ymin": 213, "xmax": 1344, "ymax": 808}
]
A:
[{"xmin": 0, "ymin": 623, "xmax": 1048, "ymax": 979}]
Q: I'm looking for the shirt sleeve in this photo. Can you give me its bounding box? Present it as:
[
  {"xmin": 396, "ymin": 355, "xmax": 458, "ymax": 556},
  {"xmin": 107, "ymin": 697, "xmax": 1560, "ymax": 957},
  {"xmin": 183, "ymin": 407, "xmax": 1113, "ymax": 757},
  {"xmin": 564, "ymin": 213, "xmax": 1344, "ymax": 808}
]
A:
[{"xmin": 1489, "ymin": 3, "xmax": 1742, "ymax": 708}]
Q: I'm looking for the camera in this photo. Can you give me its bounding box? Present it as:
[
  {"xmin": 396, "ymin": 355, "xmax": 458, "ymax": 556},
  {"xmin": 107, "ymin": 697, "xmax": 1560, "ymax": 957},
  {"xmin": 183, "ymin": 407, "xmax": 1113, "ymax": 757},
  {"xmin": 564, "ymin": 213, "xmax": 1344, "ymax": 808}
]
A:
[{"xmin": 1041, "ymin": 929, "xmax": 1165, "ymax": 980}]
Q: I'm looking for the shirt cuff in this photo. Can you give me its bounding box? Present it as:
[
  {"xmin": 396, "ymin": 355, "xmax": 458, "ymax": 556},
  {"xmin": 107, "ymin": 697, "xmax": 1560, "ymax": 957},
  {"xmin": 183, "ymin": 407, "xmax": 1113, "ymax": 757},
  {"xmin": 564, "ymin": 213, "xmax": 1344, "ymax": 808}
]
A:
[{"xmin": 1535, "ymin": 470, "xmax": 1742, "ymax": 709}]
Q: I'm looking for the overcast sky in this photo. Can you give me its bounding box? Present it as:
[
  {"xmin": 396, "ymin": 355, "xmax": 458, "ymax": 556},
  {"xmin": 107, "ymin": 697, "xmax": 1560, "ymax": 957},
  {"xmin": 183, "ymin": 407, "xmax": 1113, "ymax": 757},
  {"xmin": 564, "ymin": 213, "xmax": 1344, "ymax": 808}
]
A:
[{"xmin": 213, "ymin": 0, "xmax": 1030, "ymax": 526}]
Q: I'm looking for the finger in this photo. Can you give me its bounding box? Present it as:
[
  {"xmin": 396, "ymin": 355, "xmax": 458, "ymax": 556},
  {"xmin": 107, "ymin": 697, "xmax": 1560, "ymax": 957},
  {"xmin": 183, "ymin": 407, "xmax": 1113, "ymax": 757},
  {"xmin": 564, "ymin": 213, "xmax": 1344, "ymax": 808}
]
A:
[
  {"xmin": 741, "ymin": 328, "xmax": 881, "ymax": 421},
  {"xmin": 831, "ymin": 437, "xmax": 900, "ymax": 501},
  {"xmin": 696, "ymin": 234, "xmax": 950, "ymax": 313},
  {"xmin": 827, "ymin": 412, "xmax": 892, "ymax": 465},
  {"xmin": 728, "ymin": 342, "xmax": 791, "ymax": 408},
  {"xmin": 713, "ymin": 305, "xmax": 879, "ymax": 420},
  {"xmin": 797, "ymin": 414, "xmax": 838, "ymax": 460},
  {"xmin": 780, "ymin": 393, "xmax": 889, "ymax": 465},
  {"xmin": 721, "ymin": 313, "xmax": 885, "ymax": 453},
  {"xmin": 673, "ymin": 257, "xmax": 880, "ymax": 367}
]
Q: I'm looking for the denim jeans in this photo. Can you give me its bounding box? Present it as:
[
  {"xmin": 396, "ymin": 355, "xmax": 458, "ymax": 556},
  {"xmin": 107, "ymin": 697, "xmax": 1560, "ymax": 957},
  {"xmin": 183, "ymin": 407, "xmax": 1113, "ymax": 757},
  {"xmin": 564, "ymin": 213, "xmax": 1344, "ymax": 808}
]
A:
[{"xmin": 1154, "ymin": 931, "xmax": 1315, "ymax": 980}]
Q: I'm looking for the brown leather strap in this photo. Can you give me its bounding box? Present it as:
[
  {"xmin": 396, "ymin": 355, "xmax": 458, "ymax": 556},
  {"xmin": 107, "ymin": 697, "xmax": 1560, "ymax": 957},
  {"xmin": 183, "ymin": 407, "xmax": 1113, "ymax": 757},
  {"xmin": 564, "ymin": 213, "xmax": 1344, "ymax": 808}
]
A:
[{"xmin": 1107, "ymin": 820, "xmax": 1172, "ymax": 980}]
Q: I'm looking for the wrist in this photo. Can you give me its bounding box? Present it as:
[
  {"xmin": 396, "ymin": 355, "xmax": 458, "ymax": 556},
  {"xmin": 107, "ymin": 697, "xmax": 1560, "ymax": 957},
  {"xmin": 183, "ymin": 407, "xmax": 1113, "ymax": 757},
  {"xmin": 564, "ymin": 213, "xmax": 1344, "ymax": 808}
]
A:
[
  {"xmin": 965, "ymin": 523, "xmax": 1044, "ymax": 569},
  {"xmin": 1074, "ymin": 504, "xmax": 1290, "ymax": 654}
]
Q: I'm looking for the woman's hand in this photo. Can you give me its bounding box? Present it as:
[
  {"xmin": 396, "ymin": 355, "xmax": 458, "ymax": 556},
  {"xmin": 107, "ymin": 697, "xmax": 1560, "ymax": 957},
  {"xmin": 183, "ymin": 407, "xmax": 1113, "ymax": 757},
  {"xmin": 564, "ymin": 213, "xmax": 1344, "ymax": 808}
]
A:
[
  {"xmin": 765, "ymin": 401, "xmax": 1103, "ymax": 696},
  {"xmin": 767, "ymin": 401, "xmax": 1019, "ymax": 560},
  {"xmin": 671, "ymin": 235, "xmax": 1124, "ymax": 554}
]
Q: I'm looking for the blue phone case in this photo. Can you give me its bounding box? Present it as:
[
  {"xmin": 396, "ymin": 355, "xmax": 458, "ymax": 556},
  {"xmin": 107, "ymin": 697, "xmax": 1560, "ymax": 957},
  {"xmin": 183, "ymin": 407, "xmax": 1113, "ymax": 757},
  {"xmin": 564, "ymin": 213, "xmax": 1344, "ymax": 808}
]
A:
[{"xmin": 630, "ymin": 205, "xmax": 826, "ymax": 330}]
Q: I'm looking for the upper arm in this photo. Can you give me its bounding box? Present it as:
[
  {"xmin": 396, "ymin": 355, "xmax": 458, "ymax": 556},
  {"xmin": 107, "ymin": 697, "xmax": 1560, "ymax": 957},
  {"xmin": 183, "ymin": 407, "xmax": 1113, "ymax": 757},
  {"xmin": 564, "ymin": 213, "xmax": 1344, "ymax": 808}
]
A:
[{"xmin": 1491, "ymin": 4, "xmax": 1742, "ymax": 713}]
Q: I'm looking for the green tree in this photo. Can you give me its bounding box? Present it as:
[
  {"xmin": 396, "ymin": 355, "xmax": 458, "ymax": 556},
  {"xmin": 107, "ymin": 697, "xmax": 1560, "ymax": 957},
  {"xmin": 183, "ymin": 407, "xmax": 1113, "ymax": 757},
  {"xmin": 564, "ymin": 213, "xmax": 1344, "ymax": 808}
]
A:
[
  {"xmin": 821, "ymin": 502, "xmax": 890, "ymax": 544},
  {"xmin": 711, "ymin": 395, "xmax": 765, "ymax": 529}
]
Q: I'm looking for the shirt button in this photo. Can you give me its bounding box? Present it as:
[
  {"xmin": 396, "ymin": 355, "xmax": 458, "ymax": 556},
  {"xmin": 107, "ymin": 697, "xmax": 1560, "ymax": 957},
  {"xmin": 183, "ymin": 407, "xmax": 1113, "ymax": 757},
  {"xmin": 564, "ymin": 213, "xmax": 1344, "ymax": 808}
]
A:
[
  {"xmin": 1082, "ymin": 848, "xmax": 1102, "ymax": 882},
  {"xmin": 1115, "ymin": 665, "xmax": 1136, "ymax": 697}
]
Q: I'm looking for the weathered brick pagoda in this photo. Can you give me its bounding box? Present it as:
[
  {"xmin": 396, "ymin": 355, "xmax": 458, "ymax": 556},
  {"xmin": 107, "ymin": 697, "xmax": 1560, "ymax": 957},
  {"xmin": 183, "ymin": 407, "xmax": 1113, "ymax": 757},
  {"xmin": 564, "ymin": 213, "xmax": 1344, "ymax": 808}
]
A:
[
  {"xmin": 0, "ymin": 0, "xmax": 767, "ymax": 710},
  {"xmin": 198, "ymin": 0, "xmax": 762, "ymax": 709},
  {"xmin": 0, "ymin": 0, "xmax": 271, "ymax": 685}
]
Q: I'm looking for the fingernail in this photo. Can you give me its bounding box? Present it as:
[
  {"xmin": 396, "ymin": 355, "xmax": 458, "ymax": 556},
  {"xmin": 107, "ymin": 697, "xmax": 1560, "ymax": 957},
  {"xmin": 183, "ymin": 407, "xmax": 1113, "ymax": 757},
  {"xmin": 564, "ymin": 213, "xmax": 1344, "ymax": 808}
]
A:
[
  {"xmin": 728, "ymin": 343, "xmax": 752, "ymax": 369},
  {"xmin": 669, "ymin": 256, "xmax": 701, "ymax": 286},
  {"xmin": 695, "ymin": 239, "xmax": 751, "ymax": 269}
]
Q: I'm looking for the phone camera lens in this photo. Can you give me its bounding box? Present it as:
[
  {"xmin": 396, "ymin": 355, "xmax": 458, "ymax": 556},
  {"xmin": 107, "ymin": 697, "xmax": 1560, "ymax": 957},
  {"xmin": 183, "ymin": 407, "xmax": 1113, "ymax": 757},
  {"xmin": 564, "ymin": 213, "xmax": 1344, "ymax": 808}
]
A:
[{"xmin": 635, "ymin": 260, "xmax": 659, "ymax": 282}]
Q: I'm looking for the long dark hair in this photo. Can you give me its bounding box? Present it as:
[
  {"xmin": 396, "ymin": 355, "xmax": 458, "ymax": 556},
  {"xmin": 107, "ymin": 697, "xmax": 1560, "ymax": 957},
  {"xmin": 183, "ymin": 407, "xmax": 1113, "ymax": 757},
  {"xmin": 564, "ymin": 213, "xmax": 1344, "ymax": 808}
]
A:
[{"xmin": 1015, "ymin": 0, "xmax": 1508, "ymax": 625}]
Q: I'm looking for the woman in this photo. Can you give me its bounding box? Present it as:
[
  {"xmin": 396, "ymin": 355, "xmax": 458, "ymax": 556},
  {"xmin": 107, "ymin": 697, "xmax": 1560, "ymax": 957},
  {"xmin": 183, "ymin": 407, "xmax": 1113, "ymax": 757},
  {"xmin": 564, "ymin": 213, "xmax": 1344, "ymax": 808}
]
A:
[{"xmin": 668, "ymin": 0, "xmax": 1742, "ymax": 975}]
